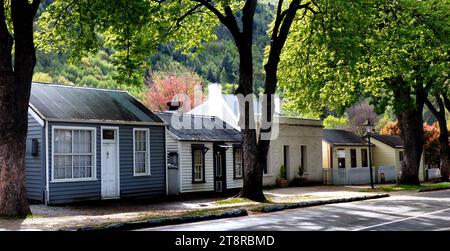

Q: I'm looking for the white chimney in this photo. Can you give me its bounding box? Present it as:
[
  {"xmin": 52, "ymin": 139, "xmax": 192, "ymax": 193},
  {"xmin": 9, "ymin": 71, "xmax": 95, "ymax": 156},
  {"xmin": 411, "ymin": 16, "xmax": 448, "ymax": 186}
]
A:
[{"xmin": 208, "ymin": 83, "xmax": 222, "ymax": 100}]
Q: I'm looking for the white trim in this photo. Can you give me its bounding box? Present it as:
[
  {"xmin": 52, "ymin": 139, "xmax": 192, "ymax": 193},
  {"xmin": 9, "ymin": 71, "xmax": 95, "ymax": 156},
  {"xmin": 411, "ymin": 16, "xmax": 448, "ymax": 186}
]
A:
[
  {"xmin": 51, "ymin": 126, "xmax": 97, "ymax": 182},
  {"xmin": 164, "ymin": 127, "xmax": 168, "ymax": 195},
  {"xmin": 45, "ymin": 121, "xmax": 49, "ymax": 205},
  {"xmin": 167, "ymin": 129, "xmax": 181, "ymax": 140},
  {"xmin": 133, "ymin": 128, "xmax": 151, "ymax": 176},
  {"xmin": 178, "ymin": 140, "xmax": 183, "ymax": 193},
  {"xmin": 100, "ymin": 126, "xmax": 121, "ymax": 199},
  {"xmin": 28, "ymin": 107, "xmax": 44, "ymax": 127}
]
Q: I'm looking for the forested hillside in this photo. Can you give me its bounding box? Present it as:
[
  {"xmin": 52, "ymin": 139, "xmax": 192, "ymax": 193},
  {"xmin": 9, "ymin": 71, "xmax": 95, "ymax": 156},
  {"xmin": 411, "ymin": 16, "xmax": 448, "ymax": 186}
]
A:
[{"xmin": 34, "ymin": 1, "xmax": 275, "ymax": 96}]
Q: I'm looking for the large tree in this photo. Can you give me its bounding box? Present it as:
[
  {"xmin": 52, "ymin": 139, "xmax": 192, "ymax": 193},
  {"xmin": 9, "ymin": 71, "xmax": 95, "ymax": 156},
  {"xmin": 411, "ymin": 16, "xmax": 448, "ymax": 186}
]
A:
[
  {"xmin": 278, "ymin": 0, "xmax": 450, "ymax": 185},
  {"xmin": 38, "ymin": 0, "xmax": 318, "ymax": 201},
  {"xmin": 0, "ymin": 0, "xmax": 40, "ymax": 216}
]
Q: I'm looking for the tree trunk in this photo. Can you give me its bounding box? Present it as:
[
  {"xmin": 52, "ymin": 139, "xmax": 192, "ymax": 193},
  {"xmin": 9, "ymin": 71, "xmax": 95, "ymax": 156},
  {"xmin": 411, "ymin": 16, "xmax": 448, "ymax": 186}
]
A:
[
  {"xmin": 0, "ymin": 74, "xmax": 31, "ymax": 216},
  {"xmin": 236, "ymin": 34, "xmax": 267, "ymax": 201},
  {"xmin": 0, "ymin": 0, "xmax": 40, "ymax": 216},
  {"xmin": 393, "ymin": 82, "xmax": 424, "ymax": 185},
  {"xmin": 436, "ymin": 116, "xmax": 450, "ymax": 181},
  {"xmin": 425, "ymin": 95, "xmax": 450, "ymax": 182}
]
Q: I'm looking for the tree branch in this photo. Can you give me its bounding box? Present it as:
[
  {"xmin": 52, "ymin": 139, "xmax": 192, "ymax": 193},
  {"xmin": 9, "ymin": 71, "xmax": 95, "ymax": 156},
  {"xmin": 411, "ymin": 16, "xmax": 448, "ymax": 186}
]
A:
[
  {"xmin": 192, "ymin": 0, "xmax": 240, "ymax": 40},
  {"xmin": 424, "ymin": 96, "xmax": 441, "ymax": 119},
  {"xmin": 241, "ymin": 0, "xmax": 257, "ymax": 44},
  {"xmin": 443, "ymin": 94, "xmax": 450, "ymax": 114}
]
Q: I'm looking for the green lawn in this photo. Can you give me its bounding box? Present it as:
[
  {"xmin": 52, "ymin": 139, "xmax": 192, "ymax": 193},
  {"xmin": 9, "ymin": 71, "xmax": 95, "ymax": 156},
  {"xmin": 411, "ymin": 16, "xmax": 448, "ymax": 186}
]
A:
[
  {"xmin": 211, "ymin": 198, "xmax": 253, "ymax": 205},
  {"xmin": 359, "ymin": 182, "xmax": 450, "ymax": 192}
]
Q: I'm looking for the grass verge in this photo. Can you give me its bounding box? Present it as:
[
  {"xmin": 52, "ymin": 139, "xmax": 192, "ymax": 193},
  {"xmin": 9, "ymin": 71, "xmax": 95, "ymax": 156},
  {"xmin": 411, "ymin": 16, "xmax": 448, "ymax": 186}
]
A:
[{"xmin": 358, "ymin": 182, "xmax": 450, "ymax": 192}]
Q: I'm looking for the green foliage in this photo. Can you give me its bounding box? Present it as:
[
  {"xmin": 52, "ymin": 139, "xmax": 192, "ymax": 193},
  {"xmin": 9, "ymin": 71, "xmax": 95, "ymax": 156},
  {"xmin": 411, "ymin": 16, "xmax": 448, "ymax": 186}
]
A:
[
  {"xmin": 323, "ymin": 115, "xmax": 349, "ymax": 130},
  {"xmin": 278, "ymin": 165, "xmax": 286, "ymax": 179},
  {"xmin": 298, "ymin": 165, "xmax": 304, "ymax": 177},
  {"xmin": 32, "ymin": 72, "xmax": 53, "ymax": 83},
  {"xmin": 278, "ymin": 0, "xmax": 450, "ymax": 116},
  {"xmin": 35, "ymin": 1, "xmax": 275, "ymax": 95},
  {"xmin": 36, "ymin": 0, "xmax": 220, "ymax": 86}
]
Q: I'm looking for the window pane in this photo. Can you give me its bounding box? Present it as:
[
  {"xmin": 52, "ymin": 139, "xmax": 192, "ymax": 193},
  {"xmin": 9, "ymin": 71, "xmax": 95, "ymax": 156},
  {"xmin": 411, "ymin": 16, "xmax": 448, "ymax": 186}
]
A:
[
  {"xmin": 134, "ymin": 130, "xmax": 148, "ymax": 174},
  {"xmin": 103, "ymin": 129, "xmax": 115, "ymax": 140},
  {"xmin": 193, "ymin": 149, "xmax": 203, "ymax": 181},
  {"xmin": 235, "ymin": 149, "xmax": 243, "ymax": 178},
  {"xmin": 53, "ymin": 129, "xmax": 93, "ymax": 180},
  {"xmin": 350, "ymin": 149, "xmax": 357, "ymax": 168},
  {"xmin": 55, "ymin": 129, "xmax": 72, "ymax": 154}
]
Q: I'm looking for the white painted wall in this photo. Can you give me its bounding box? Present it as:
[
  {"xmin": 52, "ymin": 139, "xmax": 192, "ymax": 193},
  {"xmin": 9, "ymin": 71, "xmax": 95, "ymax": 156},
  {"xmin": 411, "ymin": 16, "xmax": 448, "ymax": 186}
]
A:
[{"xmin": 263, "ymin": 122, "xmax": 323, "ymax": 186}]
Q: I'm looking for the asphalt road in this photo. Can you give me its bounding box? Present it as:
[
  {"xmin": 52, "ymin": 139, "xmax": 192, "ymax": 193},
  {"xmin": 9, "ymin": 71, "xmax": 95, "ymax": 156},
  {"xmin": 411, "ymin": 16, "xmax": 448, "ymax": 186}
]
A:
[{"xmin": 140, "ymin": 190, "xmax": 450, "ymax": 231}]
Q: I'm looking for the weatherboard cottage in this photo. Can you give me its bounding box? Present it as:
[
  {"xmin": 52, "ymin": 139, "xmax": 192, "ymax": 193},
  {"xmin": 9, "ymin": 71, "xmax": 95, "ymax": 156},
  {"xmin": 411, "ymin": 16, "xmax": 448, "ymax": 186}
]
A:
[
  {"xmin": 25, "ymin": 83, "xmax": 167, "ymax": 204},
  {"xmin": 158, "ymin": 110, "xmax": 242, "ymax": 195}
]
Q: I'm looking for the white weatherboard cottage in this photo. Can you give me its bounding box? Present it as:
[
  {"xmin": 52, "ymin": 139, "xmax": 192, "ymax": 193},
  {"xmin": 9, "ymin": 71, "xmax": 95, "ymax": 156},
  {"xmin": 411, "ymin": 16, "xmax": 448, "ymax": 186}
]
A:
[
  {"xmin": 322, "ymin": 129, "xmax": 377, "ymax": 185},
  {"xmin": 364, "ymin": 134, "xmax": 426, "ymax": 182},
  {"xmin": 158, "ymin": 111, "xmax": 243, "ymax": 195},
  {"xmin": 187, "ymin": 83, "xmax": 324, "ymax": 186}
]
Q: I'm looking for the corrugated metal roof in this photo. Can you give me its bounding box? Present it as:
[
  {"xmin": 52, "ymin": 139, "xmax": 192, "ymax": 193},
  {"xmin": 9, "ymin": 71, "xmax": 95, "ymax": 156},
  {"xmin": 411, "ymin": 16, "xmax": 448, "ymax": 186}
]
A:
[
  {"xmin": 368, "ymin": 134, "xmax": 403, "ymax": 148},
  {"xmin": 323, "ymin": 129, "xmax": 367, "ymax": 146},
  {"xmin": 158, "ymin": 112, "xmax": 241, "ymax": 142},
  {"xmin": 30, "ymin": 82, "xmax": 163, "ymax": 124}
]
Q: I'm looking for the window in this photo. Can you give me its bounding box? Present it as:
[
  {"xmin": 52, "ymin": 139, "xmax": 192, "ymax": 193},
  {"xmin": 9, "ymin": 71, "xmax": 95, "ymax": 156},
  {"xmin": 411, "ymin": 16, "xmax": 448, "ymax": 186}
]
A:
[
  {"xmin": 361, "ymin": 149, "xmax": 368, "ymax": 167},
  {"xmin": 282, "ymin": 145, "xmax": 290, "ymax": 178},
  {"xmin": 300, "ymin": 145, "xmax": 307, "ymax": 172},
  {"xmin": 350, "ymin": 149, "xmax": 357, "ymax": 168},
  {"xmin": 102, "ymin": 129, "xmax": 115, "ymax": 140},
  {"xmin": 192, "ymin": 145, "xmax": 205, "ymax": 183},
  {"xmin": 234, "ymin": 146, "xmax": 243, "ymax": 179},
  {"xmin": 399, "ymin": 151, "xmax": 404, "ymax": 162},
  {"xmin": 168, "ymin": 152, "xmax": 178, "ymax": 169},
  {"xmin": 133, "ymin": 129, "xmax": 150, "ymax": 175},
  {"xmin": 337, "ymin": 149, "xmax": 346, "ymax": 168},
  {"xmin": 53, "ymin": 128, "xmax": 95, "ymax": 181}
]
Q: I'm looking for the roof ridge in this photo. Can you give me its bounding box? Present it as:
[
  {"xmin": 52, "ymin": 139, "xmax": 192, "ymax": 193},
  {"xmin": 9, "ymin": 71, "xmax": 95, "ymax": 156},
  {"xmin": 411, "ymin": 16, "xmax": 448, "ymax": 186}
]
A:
[
  {"xmin": 158, "ymin": 112, "xmax": 221, "ymax": 120},
  {"xmin": 32, "ymin": 82, "xmax": 128, "ymax": 93}
]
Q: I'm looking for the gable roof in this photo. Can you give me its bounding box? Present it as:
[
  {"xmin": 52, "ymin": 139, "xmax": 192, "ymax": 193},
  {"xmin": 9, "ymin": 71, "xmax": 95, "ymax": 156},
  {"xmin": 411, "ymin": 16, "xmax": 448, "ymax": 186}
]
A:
[
  {"xmin": 322, "ymin": 129, "xmax": 368, "ymax": 146},
  {"xmin": 29, "ymin": 82, "xmax": 163, "ymax": 125},
  {"xmin": 158, "ymin": 112, "xmax": 241, "ymax": 142},
  {"xmin": 367, "ymin": 134, "xmax": 403, "ymax": 148}
]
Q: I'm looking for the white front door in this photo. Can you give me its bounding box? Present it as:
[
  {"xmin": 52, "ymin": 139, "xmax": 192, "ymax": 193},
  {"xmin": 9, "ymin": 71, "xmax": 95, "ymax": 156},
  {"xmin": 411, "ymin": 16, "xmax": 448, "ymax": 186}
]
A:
[{"xmin": 101, "ymin": 128, "xmax": 119, "ymax": 198}]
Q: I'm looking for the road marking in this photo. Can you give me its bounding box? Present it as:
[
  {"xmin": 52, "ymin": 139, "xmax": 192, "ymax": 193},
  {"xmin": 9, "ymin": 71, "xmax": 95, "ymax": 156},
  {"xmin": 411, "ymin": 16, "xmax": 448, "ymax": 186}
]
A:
[{"xmin": 353, "ymin": 207, "xmax": 450, "ymax": 231}]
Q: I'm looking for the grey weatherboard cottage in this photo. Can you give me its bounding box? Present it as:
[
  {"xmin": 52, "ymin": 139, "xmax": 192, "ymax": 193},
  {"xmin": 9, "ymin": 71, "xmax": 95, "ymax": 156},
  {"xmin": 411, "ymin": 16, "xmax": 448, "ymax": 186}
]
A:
[{"xmin": 25, "ymin": 83, "xmax": 167, "ymax": 204}]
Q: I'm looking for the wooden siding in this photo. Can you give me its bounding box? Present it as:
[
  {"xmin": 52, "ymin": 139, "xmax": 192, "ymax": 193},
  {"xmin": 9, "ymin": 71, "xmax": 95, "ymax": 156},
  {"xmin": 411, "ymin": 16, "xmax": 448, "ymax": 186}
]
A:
[
  {"xmin": 47, "ymin": 122, "xmax": 166, "ymax": 204},
  {"xmin": 177, "ymin": 141, "xmax": 242, "ymax": 193},
  {"xmin": 25, "ymin": 112, "xmax": 45, "ymax": 202}
]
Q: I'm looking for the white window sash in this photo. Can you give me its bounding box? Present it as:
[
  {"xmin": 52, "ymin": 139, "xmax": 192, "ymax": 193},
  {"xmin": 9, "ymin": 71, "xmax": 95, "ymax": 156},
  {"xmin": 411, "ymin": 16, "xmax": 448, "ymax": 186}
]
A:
[
  {"xmin": 234, "ymin": 149, "xmax": 243, "ymax": 178},
  {"xmin": 51, "ymin": 126, "xmax": 96, "ymax": 182},
  {"xmin": 193, "ymin": 149, "xmax": 204, "ymax": 182},
  {"xmin": 133, "ymin": 128, "xmax": 151, "ymax": 176}
]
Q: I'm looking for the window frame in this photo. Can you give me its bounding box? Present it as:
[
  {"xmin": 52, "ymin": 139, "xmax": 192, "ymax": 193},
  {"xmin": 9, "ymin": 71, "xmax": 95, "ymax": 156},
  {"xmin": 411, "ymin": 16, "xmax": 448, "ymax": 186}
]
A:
[
  {"xmin": 300, "ymin": 145, "xmax": 307, "ymax": 173},
  {"xmin": 361, "ymin": 148, "xmax": 368, "ymax": 167},
  {"xmin": 350, "ymin": 148, "xmax": 357, "ymax": 168},
  {"xmin": 133, "ymin": 128, "xmax": 151, "ymax": 176},
  {"xmin": 233, "ymin": 144, "xmax": 244, "ymax": 179},
  {"xmin": 191, "ymin": 144, "xmax": 206, "ymax": 183},
  {"xmin": 51, "ymin": 126, "xmax": 97, "ymax": 183}
]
